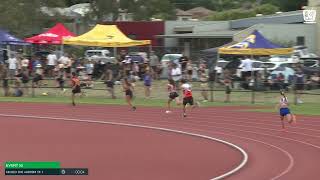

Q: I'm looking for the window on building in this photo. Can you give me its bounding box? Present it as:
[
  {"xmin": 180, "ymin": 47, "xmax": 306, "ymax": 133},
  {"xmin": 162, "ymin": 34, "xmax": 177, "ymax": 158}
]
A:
[{"xmin": 297, "ymin": 36, "xmax": 305, "ymax": 46}]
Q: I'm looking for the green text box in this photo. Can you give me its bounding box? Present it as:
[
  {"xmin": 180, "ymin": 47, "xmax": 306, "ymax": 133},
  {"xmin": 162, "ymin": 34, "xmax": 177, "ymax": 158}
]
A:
[{"xmin": 5, "ymin": 162, "xmax": 60, "ymax": 169}]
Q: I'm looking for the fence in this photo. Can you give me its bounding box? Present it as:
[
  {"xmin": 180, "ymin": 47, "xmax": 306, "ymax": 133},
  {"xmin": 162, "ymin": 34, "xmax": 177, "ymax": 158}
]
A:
[{"xmin": 1, "ymin": 78, "xmax": 319, "ymax": 106}]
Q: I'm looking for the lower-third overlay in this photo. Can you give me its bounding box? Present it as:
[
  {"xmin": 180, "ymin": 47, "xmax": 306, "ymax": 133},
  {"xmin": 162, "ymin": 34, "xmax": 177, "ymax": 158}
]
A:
[{"xmin": 4, "ymin": 162, "xmax": 88, "ymax": 176}]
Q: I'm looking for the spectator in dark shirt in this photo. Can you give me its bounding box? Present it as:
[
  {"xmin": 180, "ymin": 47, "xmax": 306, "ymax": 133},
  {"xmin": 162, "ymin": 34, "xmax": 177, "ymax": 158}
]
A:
[{"xmin": 179, "ymin": 55, "xmax": 189, "ymax": 77}]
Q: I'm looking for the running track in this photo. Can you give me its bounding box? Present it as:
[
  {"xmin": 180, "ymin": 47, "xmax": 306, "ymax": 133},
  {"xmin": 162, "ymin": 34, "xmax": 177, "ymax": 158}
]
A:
[{"xmin": 0, "ymin": 102, "xmax": 319, "ymax": 179}]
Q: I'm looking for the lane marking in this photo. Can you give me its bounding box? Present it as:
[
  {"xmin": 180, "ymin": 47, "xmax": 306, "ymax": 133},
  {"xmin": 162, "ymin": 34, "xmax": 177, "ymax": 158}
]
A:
[{"xmin": 0, "ymin": 113, "xmax": 248, "ymax": 180}]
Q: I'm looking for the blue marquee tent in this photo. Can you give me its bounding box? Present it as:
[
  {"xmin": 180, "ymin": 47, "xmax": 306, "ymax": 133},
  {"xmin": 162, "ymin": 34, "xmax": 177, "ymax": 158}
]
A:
[
  {"xmin": 0, "ymin": 29, "xmax": 29, "ymax": 45},
  {"xmin": 219, "ymin": 30, "xmax": 293, "ymax": 55}
]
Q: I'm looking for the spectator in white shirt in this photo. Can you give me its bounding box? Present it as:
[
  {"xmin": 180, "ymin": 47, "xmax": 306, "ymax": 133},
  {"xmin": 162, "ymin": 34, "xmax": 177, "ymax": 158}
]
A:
[
  {"xmin": 59, "ymin": 54, "xmax": 71, "ymax": 77},
  {"xmin": 170, "ymin": 63, "xmax": 182, "ymax": 89},
  {"xmin": 239, "ymin": 57, "xmax": 253, "ymax": 81},
  {"xmin": 47, "ymin": 52, "xmax": 57, "ymax": 77},
  {"xmin": 8, "ymin": 54, "xmax": 17, "ymax": 79}
]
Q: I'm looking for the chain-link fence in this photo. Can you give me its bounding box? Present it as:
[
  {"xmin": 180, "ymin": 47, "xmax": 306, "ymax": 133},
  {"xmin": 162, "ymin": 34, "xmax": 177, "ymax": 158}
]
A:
[{"xmin": 2, "ymin": 78, "xmax": 319, "ymax": 105}]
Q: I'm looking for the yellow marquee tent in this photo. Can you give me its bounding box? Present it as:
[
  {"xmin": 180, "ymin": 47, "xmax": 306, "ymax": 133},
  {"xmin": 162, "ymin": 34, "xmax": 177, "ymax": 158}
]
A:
[{"xmin": 63, "ymin": 24, "xmax": 151, "ymax": 47}]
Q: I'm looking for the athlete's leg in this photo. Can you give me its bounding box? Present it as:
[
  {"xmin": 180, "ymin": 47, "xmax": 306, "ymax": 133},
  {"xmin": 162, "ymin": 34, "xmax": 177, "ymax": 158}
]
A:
[
  {"xmin": 280, "ymin": 116, "xmax": 285, "ymax": 129},
  {"xmin": 72, "ymin": 93, "xmax": 76, "ymax": 106}
]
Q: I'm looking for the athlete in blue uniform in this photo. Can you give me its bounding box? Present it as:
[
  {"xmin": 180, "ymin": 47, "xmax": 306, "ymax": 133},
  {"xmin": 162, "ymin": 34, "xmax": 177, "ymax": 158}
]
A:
[{"xmin": 278, "ymin": 91, "xmax": 296, "ymax": 129}]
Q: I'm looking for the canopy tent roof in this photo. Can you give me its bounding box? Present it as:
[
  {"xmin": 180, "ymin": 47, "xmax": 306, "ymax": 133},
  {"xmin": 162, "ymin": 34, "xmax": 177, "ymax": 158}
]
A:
[
  {"xmin": 63, "ymin": 24, "xmax": 151, "ymax": 47},
  {"xmin": 0, "ymin": 29, "xmax": 29, "ymax": 45},
  {"xmin": 201, "ymin": 41, "xmax": 237, "ymax": 54},
  {"xmin": 218, "ymin": 30, "xmax": 293, "ymax": 55},
  {"xmin": 25, "ymin": 23, "xmax": 75, "ymax": 44}
]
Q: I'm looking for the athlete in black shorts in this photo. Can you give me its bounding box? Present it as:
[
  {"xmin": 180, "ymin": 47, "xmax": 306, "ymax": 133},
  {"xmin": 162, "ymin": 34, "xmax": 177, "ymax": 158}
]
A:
[
  {"xmin": 166, "ymin": 79, "xmax": 181, "ymax": 113},
  {"xmin": 71, "ymin": 72, "xmax": 81, "ymax": 106},
  {"xmin": 123, "ymin": 78, "xmax": 136, "ymax": 111}
]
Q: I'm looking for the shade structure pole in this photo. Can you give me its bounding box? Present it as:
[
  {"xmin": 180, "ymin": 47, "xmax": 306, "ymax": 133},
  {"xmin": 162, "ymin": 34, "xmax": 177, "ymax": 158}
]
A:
[
  {"xmin": 210, "ymin": 52, "xmax": 219, "ymax": 102},
  {"xmin": 113, "ymin": 47, "xmax": 117, "ymax": 61},
  {"xmin": 6, "ymin": 44, "xmax": 11, "ymax": 61},
  {"xmin": 148, "ymin": 44, "xmax": 152, "ymax": 59},
  {"xmin": 60, "ymin": 44, "xmax": 64, "ymax": 57},
  {"xmin": 250, "ymin": 52, "xmax": 255, "ymax": 104}
]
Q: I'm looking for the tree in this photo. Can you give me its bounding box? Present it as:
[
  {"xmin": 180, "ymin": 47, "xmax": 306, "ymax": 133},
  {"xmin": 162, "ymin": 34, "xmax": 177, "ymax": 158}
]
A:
[
  {"xmin": 65, "ymin": 0, "xmax": 90, "ymax": 7},
  {"xmin": 0, "ymin": 0, "xmax": 46, "ymax": 37},
  {"xmin": 88, "ymin": 0, "xmax": 119, "ymax": 22},
  {"xmin": 127, "ymin": 0, "xmax": 175, "ymax": 20},
  {"xmin": 41, "ymin": 0, "xmax": 66, "ymax": 7},
  {"xmin": 206, "ymin": 8, "xmax": 255, "ymax": 21},
  {"xmin": 255, "ymin": 3, "xmax": 279, "ymax": 15},
  {"xmin": 170, "ymin": 0, "xmax": 195, "ymax": 10},
  {"xmin": 262, "ymin": 0, "xmax": 307, "ymax": 11}
]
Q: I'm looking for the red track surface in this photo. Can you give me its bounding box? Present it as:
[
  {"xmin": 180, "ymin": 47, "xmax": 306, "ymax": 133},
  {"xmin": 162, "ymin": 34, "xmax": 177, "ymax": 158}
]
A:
[{"xmin": 0, "ymin": 102, "xmax": 319, "ymax": 179}]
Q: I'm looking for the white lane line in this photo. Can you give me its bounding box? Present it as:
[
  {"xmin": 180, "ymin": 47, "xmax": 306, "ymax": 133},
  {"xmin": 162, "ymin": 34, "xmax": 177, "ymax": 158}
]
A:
[
  {"xmin": 79, "ymin": 117, "xmax": 295, "ymax": 179},
  {"xmin": 0, "ymin": 113, "xmax": 248, "ymax": 180},
  {"xmin": 179, "ymin": 113, "xmax": 320, "ymax": 133},
  {"xmin": 175, "ymin": 127, "xmax": 294, "ymax": 180}
]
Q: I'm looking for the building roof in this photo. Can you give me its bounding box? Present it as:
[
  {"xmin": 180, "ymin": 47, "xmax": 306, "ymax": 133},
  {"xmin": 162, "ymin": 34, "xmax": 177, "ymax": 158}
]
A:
[
  {"xmin": 41, "ymin": 3, "xmax": 90, "ymax": 18},
  {"xmin": 157, "ymin": 30, "xmax": 241, "ymax": 39},
  {"xmin": 186, "ymin": 7, "xmax": 213, "ymax": 19},
  {"xmin": 176, "ymin": 9, "xmax": 192, "ymax": 16},
  {"xmin": 231, "ymin": 10, "xmax": 304, "ymax": 29}
]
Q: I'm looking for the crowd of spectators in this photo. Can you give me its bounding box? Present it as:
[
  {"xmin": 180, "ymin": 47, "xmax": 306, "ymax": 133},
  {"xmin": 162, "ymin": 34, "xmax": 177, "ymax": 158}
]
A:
[{"xmin": 1, "ymin": 50, "xmax": 319, "ymax": 104}]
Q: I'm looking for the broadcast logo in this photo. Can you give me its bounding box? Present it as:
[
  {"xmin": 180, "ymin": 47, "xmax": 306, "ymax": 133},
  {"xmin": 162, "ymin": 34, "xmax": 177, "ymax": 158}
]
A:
[{"xmin": 303, "ymin": 9, "xmax": 317, "ymax": 24}]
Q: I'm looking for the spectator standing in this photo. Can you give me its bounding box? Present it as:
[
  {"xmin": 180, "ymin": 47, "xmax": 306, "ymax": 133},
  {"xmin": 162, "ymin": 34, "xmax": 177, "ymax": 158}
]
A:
[
  {"xmin": 170, "ymin": 63, "xmax": 182, "ymax": 90},
  {"xmin": 119, "ymin": 50, "xmax": 127, "ymax": 63},
  {"xmin": 103, "ymin": 66, "xmax": 116, "ymax": 99},
  {"xmin": 308, "ymin": 72, "xmax": 320, "ymax": 89},
  {"xmin": 179, "ymin": 55, "xmax": 188, "ymax": 78},
  {"xmin": 149, "ymin": 51, "xmax": 160, "ymax": 80},
  {"xmin": 8, "ymin": 54, "xmax": 17, "ymax": 79},
  {"xmin": 1, "ymin": 65, "xmax": 9, "ymax": 96},
  {"xmin": 224, "ymin": 69, "xmax": 232, "ymax": 103},
  {"xmin": 32, "ymin": 56, "xmax": 41, "ymax": 75},
  {"xmin": 16, "ymin": 69, "xmax": 29, "ymax": 95},
  {"xmin": 56, "ymin": 64, "xmax": 65, "ymax": 91},
  {"xmin": 239, "ymin": 56, "xmax": 253, "ymax": 82},
  {"xmin": 59, "ymin": 54, "xmax": 71, "ymax": 78},
  {"xmin": 85, "ymin": 59, "xmax": 94, "ymax": 81},
  {"xmin": 32, "ymin": 64, "xmax": 43, "ymax": 88},
  {"xmin": 46, "ymin": 52, "xmax": 57, "ymax": 77},
  {"xmin": 198, "ymin": 64, "xmax": 208, "ymax": 102},
  {"xmin": 21, "ymin": 56, "xmax": 30, "ymax": 73},
  {"xmin": 143, "ymin": 70, "xmax": 152, "ymax": 99},
  {"xmin": 186, "ymin": 59, "xmax": 193, "ymax": 81},
  {"xmin": 276, "ymin": 73, "xmax": 285, "ymax": 90}
]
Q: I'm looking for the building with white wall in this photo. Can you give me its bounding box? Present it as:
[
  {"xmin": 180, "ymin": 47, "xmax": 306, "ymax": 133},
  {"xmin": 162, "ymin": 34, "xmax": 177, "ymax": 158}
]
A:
[{"xmin": 158, "ymin": 8, "xmax": 319, "ymax": 58}]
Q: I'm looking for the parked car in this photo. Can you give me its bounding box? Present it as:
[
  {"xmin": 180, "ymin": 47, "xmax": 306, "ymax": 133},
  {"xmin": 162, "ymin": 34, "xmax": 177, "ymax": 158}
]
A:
[
  {"xmin": 235, "ymin": 60, "xmax": 264, "ymax": 77},
  {"xmin": 160, "ymin": 54, "xmax": 182, "ymax": 78},
  {"xmin": 262, "ymin": 61, "xmax": 299, "ymax": 71},
  {"xmin": 85, "ymin": 49, "xmax": 116, "ymax": 63},
  {"xmin": 215, "ymin": 60, "xmax": 228, "ymax": 74},
  {"xmin": 301, "ymin": 58, "xmax": 319, "ymax": 67},
  {"xmin": 34, "ymin": 51, "xmax": 50, "ymax": 59},
  {"xmin": 122, "ymin": 54, "xmax": 144, "ymax": 64},
  {"xmin": 270, "ymin": 66, "xmax": 295, "ymax": 82},
  {"xmin": 293, "ymin": 46, "xmax": 318, "ymax": 58},
  {"xmin": 161, "ymin": 54, "xmax": 182, "ymax": 67},
  {"xmin": 302, "ymin": 66, "xmax": 320, "ymax": 76}
]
